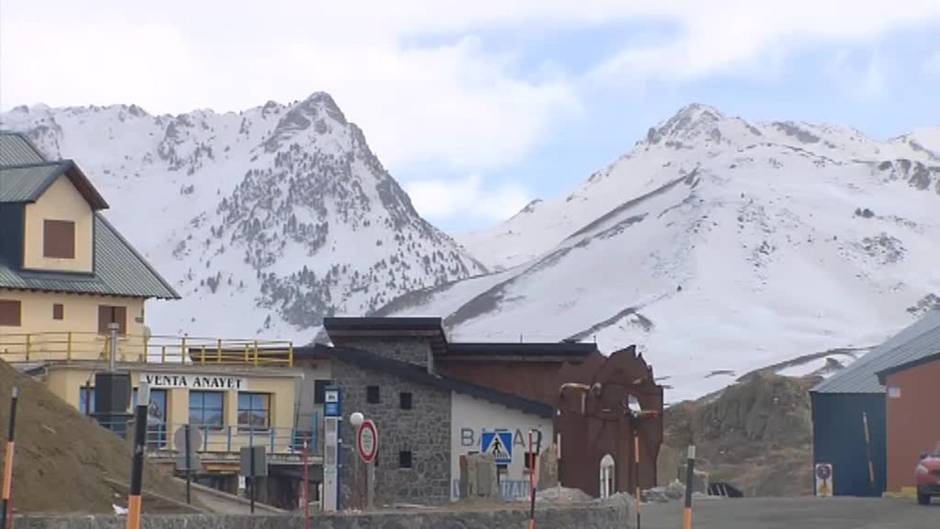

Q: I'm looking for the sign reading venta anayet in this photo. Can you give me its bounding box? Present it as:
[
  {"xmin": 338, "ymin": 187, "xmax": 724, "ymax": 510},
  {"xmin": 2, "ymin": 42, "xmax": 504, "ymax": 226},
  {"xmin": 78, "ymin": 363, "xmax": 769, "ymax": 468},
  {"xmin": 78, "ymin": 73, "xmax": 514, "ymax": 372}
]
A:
[{"xmin": 142, "ymin": 373, "xmax": 247, "ymax": 390}]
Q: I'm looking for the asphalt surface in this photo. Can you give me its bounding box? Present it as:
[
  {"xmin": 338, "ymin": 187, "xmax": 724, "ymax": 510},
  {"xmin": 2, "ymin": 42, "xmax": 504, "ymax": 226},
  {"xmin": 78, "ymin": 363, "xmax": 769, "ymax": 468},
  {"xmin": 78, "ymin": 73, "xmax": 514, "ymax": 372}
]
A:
[{"xmin": 640, "ymin": 496, "xmax": 940, "ymax": 529}]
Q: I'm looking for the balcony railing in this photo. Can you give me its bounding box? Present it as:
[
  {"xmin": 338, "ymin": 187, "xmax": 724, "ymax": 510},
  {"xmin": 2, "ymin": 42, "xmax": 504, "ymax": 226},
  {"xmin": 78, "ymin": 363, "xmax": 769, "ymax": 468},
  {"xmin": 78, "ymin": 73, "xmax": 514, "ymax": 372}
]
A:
[
  {"xmin": 0, "ymin": 332, "xmax": 294, "ymax": 367},
  {"xmin": 96, "ymin": 419, "xmax": 318, "ymax": 457}
]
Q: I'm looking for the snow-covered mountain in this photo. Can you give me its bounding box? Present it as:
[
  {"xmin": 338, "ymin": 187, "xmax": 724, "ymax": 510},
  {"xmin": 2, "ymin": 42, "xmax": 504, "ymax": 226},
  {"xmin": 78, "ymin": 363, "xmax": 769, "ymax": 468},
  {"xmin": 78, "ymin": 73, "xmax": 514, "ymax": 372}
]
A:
[
  {"xmin": 381, "ymin": 105, "xmax": 940, "ymax": 401},
  {"xmin": 1, "ymin": 94, "xmax": 485, "ymax": 339}
]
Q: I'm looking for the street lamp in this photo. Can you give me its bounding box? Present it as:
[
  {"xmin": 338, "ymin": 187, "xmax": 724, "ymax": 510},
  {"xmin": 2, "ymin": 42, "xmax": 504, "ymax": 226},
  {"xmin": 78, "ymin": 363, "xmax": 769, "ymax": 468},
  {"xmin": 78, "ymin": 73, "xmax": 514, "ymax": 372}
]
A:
[{"xmin": 349, "ymin": 412, "xmax": 365, "ymax": 428}]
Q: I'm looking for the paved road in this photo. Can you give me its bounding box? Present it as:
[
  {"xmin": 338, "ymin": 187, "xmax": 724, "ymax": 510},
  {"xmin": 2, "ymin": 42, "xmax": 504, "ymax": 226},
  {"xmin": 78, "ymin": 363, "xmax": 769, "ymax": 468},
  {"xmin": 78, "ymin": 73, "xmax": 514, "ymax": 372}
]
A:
[{"xmin": 640, "ymin": 496, "xmax": 939, "ymax": 529}]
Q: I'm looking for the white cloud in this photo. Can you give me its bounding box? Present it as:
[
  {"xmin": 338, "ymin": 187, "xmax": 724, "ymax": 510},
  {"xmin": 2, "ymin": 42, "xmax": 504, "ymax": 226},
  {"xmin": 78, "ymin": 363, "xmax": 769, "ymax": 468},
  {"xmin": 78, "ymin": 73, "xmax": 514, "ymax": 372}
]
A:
[
  {"xmin": 2, "ymin": 0, "xmax": 939, "ymax": 174},
  {"xmin": 0, "ymin": 1, "xmax": 582, "ymax": 172},
  {"xmin": 587, "ymin": 1, "xmax": 940, "ymax": 84},
  {"xmin": 271, "ymin": 37, "xmax": 580, "ymax": 170},
  {"xmin": 404, "ymin": 174, "xmax": 530, "ymax": 222},
  {"xmin": 924, "ymin": 51, "xmax": 940, "ymax": 78},
  {"xmin": 824, "ymin": 50, "xmax": 886, "ymax": 101}
]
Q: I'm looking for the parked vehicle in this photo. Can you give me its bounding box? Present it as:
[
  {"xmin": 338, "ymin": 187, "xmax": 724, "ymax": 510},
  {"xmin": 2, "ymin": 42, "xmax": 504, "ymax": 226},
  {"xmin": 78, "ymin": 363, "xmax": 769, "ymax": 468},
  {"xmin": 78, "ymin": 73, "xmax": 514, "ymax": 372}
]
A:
[{"xmin": 915, "ymin": 443, "xmax": 940, "ymax": 506}]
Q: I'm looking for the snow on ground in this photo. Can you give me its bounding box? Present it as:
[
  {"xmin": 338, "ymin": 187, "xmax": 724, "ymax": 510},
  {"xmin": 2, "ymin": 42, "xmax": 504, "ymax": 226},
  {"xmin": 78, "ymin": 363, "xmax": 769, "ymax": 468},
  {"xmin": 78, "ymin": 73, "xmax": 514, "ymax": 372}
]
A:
[
  {"xmin": 392, "ymin": 105, "xmax": 940, "ymax": 401},
  {"xmin": 2, "ymin": 95, "xmax": 484, "ymax": 341}
]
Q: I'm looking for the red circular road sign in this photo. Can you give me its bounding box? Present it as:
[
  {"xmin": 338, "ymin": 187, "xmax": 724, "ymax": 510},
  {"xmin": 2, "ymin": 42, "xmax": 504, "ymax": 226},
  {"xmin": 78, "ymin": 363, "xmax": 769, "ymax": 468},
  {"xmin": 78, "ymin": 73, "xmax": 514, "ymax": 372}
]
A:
[{"xmin": 357, "ymin": 420, "xmax": 378, "ymax": 464}]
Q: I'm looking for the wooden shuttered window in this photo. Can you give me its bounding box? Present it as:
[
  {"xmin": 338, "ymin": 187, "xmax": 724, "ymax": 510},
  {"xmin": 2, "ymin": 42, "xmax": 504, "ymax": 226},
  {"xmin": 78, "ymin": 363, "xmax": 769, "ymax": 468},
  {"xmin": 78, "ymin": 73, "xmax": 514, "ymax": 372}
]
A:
[
  {"xmin": 97, "ymin": 305, "xmax": 127, "ymax": 335},
  {"xmin": 43, "ymin": 220, "xmax": 76, "ymax": 259},
  {"xmin": 0, "ymin": 300, "xmax": 21, "ymax": 326},
  {"xmin": 53, "ymin": 303, "xmax": 64, "ymax": 320}
]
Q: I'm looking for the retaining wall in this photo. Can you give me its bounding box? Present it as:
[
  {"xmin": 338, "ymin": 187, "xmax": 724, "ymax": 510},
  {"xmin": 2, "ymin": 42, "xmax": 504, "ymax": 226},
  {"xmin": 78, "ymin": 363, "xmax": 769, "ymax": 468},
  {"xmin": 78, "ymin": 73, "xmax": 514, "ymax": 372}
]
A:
[{"xmin": 14, "ymin": 499, "xmax": 633, "ymax": 529}]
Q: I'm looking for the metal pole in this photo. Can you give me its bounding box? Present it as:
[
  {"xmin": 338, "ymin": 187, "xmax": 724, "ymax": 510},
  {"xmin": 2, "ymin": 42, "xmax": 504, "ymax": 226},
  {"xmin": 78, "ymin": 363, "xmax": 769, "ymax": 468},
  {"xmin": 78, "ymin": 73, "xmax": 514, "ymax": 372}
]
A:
[
  {"xmin": 127, "ymin": 383, "xmax": 150, "ymax": 529},
  {"xmin": 528, "ymin": 430, "xmax": 537, "ymax": 529},
  {"xmin": 303, "ymin": 441, "xmax": 310, "ymax": 529},
  {"xmin": 249, "ymin": 428, "xmax": 255, "ymax": 514},
  {"xmin": 862, "ymin": 412, "xmax": 876, "ymax": 492},
  {"xmin": 634, "ymin": 430, "xmax": 641, "ymax": 529},
  {"xmin": 367, "ymin": 456, "xmax": 375, "ymax": 511},
  {"xmin": 1, "ymin": 387, "xmax": 19, "ymax": 529},
  {"xmin": 108, "ymin": 322, "xmax": 120, "ymax": 372},
  {"xmin": 83, "ymin": 382, "xmax": 91, "ymax": 416},
  {"xmin": 337, "ymin": 413, "xmax": 343, "ymax": 512},
  {"xmin": 683, "ymin": 445, "xmax": 696, "ymax": 529},
  {"xmin": 184, "ymin": 424, "xmax": 192, "ymax": 505}
]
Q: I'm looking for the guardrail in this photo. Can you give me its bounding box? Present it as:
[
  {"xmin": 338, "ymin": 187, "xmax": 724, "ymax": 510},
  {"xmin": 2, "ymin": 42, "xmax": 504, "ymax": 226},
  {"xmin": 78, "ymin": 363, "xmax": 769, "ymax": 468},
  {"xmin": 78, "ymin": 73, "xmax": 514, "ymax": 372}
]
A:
[
  {"xmin": 0, "ymin": 332, "xmax": 294, "ymax": 367},
  {"xmin": 97, "ymin": 419, "xmax": 318, "ymax": 456}
]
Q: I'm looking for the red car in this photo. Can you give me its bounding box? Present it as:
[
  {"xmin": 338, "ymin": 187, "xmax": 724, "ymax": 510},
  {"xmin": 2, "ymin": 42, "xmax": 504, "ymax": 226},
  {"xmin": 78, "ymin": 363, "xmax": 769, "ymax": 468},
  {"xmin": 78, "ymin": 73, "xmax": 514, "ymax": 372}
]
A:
[{"xmin": 916, "ymin": 445, "xmax": 940, "ymax": 506}]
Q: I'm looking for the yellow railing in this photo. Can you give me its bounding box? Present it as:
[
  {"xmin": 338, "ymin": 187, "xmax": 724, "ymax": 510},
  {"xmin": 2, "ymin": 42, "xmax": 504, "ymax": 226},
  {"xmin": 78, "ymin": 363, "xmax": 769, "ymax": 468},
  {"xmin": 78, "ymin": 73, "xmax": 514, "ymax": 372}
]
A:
[{"xmin": 0, "ymin": 332, "xmax": 294, "ymax": 367}]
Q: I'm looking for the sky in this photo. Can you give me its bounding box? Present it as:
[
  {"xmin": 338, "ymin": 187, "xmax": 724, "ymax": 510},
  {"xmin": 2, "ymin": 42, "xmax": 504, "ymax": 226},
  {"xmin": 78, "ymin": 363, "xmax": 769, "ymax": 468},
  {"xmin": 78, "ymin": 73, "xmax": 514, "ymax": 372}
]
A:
[{"xmin": 2, "ymin": 1, "xmax": 940, "ymax": 234}]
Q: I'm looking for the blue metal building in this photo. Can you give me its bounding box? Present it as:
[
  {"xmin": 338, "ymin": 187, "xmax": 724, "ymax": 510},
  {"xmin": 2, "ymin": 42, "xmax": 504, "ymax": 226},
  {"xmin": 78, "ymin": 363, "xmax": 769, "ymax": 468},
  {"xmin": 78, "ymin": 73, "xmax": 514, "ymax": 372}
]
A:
[{"xmin": 810, "ymin": 309, "xmax": 940, "ymax": 496}]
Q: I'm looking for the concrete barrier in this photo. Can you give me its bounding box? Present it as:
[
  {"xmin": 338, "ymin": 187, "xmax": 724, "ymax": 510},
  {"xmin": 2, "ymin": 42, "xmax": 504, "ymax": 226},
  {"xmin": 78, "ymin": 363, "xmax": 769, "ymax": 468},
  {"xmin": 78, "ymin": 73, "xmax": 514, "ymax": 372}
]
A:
[{"xmin": 14, "ymin": 500, "xmax": 632, "ymax": 529}]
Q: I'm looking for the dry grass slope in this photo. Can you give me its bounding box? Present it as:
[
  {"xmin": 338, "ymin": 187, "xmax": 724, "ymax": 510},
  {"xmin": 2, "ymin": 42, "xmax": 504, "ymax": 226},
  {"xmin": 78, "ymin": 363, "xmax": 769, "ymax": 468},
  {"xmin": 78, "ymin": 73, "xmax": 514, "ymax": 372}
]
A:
[
  {"xmin": 659, "ymin": 373, "xmax": 819, "ymax": 496},
  {"xmin": 0, "ymin": 360, "xmax": 190, "ymax": 513}
]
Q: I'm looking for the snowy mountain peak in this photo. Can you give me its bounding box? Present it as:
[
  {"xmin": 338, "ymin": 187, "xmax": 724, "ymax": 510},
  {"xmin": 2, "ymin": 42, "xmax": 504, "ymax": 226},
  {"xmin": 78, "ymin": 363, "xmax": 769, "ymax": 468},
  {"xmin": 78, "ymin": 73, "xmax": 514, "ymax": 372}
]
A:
[
  {"xmin": 263, "ymin": 93, "xmax": 349, "ymax": 153},
  {"xmin": 667, "ymin": 102, "xmax": 725, "ymax": 127},
  {"xmin": 644, "ymin": 103, "xmax": 761, "ymax": 149},
  {"xmin": 2, "ymin": 93, "xmax": 486, "ymax": 340},
  {"xmin": 444, "ymin": 107, "xmax": 939, "ymax": 400}
]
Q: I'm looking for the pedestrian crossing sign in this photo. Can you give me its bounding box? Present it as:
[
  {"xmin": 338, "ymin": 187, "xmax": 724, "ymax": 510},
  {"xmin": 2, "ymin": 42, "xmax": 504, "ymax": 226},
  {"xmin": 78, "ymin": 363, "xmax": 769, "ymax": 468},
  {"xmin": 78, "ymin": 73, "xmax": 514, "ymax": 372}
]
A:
[{"xmin": 481, "ymin": 430, "xmax": 513, "ymax": 464}]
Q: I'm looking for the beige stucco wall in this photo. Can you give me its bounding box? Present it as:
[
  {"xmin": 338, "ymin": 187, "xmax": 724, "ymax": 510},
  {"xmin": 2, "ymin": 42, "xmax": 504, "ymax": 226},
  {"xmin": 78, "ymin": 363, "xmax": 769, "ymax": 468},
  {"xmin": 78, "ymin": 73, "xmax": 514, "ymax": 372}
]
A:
[
  {"xmin": 450, "ymin": 392, "xmax": 553, "ymax": 500},
  {"xmin": 22, "ymin": 175, "xmax": 95, "ymax": 273},
  {"xmin": 0, "ymin": 289, "xmax": 145, "ymax": 362},
  {"xmin": 45, "ymin": 364, "xmax": 302, "ymax": 453}
]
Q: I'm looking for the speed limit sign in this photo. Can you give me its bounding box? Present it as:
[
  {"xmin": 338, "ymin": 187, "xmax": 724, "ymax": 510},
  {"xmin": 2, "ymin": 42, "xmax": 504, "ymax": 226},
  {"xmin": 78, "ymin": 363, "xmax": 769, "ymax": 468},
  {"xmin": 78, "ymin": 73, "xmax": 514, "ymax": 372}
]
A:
[{"xmin": 357, "ymin": 420, "xmax": 378, "ymax": 464}]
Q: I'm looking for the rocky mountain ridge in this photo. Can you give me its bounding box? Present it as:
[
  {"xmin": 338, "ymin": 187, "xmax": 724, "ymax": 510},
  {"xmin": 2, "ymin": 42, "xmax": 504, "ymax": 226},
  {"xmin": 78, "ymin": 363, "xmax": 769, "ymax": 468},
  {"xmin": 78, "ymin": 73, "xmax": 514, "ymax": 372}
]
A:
[
  {"xmin": 2, "ymin": 93, "xmax": 485, "ymax": 338},
  {"xmin": 383, "ymin": 105, "xmax": 940, "ymax": 400}
]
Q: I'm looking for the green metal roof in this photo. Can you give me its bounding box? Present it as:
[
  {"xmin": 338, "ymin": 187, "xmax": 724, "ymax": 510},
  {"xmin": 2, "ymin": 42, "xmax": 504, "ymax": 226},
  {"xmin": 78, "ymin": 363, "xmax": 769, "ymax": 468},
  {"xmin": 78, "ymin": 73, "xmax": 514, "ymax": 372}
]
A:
[
  {"xmin": 0, "ymin": 132, "xmax": 45, "ymax": 165},
  {"xmin": 0, "ymin": 161, "xmax": 109, "ymax": 209},
  {"xmin": 0, "ymin": 213, "xmax": 180, "ymax": 299},
  {"xmin": 0, "ymin": 162, "xmax": 70, "ymax": 202}
]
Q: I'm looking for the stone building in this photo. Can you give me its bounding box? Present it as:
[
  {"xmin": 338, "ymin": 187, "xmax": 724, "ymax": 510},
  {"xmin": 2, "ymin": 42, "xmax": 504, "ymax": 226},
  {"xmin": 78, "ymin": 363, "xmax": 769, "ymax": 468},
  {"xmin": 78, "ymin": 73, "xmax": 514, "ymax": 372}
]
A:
[
  {"xmin": 294, "ymin": 316, "xmax": 663, "ymax": 507},
  {"xmin": 295, "ymin": 319, "xmax": 556, "ymax": 507}
]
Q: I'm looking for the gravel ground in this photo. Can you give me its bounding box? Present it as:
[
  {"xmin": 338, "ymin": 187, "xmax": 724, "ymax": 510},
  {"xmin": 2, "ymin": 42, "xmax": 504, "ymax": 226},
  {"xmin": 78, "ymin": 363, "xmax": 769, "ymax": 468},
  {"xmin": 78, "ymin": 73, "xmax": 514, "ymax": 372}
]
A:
[{"xmin": 640, "ymin": 496, "xmax": 940, "ymax": 529}]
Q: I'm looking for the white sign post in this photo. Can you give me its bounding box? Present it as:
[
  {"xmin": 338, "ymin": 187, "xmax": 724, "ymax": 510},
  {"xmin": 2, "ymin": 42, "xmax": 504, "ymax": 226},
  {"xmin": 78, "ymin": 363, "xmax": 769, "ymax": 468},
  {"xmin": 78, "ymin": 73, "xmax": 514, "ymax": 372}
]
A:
[{"xmin": 323, "ymin": 387, "xmax": 341, "ymax": 512}]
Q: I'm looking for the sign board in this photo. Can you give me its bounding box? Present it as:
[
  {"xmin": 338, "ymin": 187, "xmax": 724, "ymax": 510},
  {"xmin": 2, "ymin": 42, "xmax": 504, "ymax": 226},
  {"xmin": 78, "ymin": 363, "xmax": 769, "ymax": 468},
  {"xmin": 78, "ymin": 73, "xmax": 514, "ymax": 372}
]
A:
[
  {"xmin": 357, "ymin": 420, "xmax": 379, "ymax": 464},
  {"xmin": 240, "ymin": 445, "xmax": 268, "ymax": 477},
  {"xmin": 481, "ymin": 431, "xmax": 513, "ymax": 465},
  {"xmin": 324, "ymin": 386, "xmax": 341, "ymax": 417},
  {"xmin": 173, "ymin": 425, "xmax": 203, "ymax": 471},
  {"xmin": 323, "ymin": 416, "xmax": 340, "ymax": 512},
  {"xmin": 815, "ymin": 463, "xmax": 833, "ymax": 497},
  {"xmin": 142, "ymin": 373, "xmax": 246, "ymax": 391}
]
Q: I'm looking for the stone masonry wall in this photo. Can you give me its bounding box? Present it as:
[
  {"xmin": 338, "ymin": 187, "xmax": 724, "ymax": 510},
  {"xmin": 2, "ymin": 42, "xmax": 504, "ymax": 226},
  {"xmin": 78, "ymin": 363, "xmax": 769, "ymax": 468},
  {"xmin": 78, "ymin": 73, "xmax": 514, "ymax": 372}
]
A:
[
  {"xmin": 331, "ymin": 359, "xmax": 451, "ymax": 506},
  {"xmin": 13, "ymin": 500, "xmax": 633, "ymax": 529},
  {"xmin": 339, "ymin": 338, "xmax": 431, "ymax": 367}
]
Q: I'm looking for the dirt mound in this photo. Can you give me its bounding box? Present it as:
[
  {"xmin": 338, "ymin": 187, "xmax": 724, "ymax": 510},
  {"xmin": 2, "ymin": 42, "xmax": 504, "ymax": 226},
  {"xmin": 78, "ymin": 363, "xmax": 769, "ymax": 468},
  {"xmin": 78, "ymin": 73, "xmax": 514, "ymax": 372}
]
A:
[
  {"xmin": 0, "ymin": 360, "xmax": 190, "ymax": 513},
  {"xmin": 659, "ymin": 373, "xmax": 819, "ymax": 497}
]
